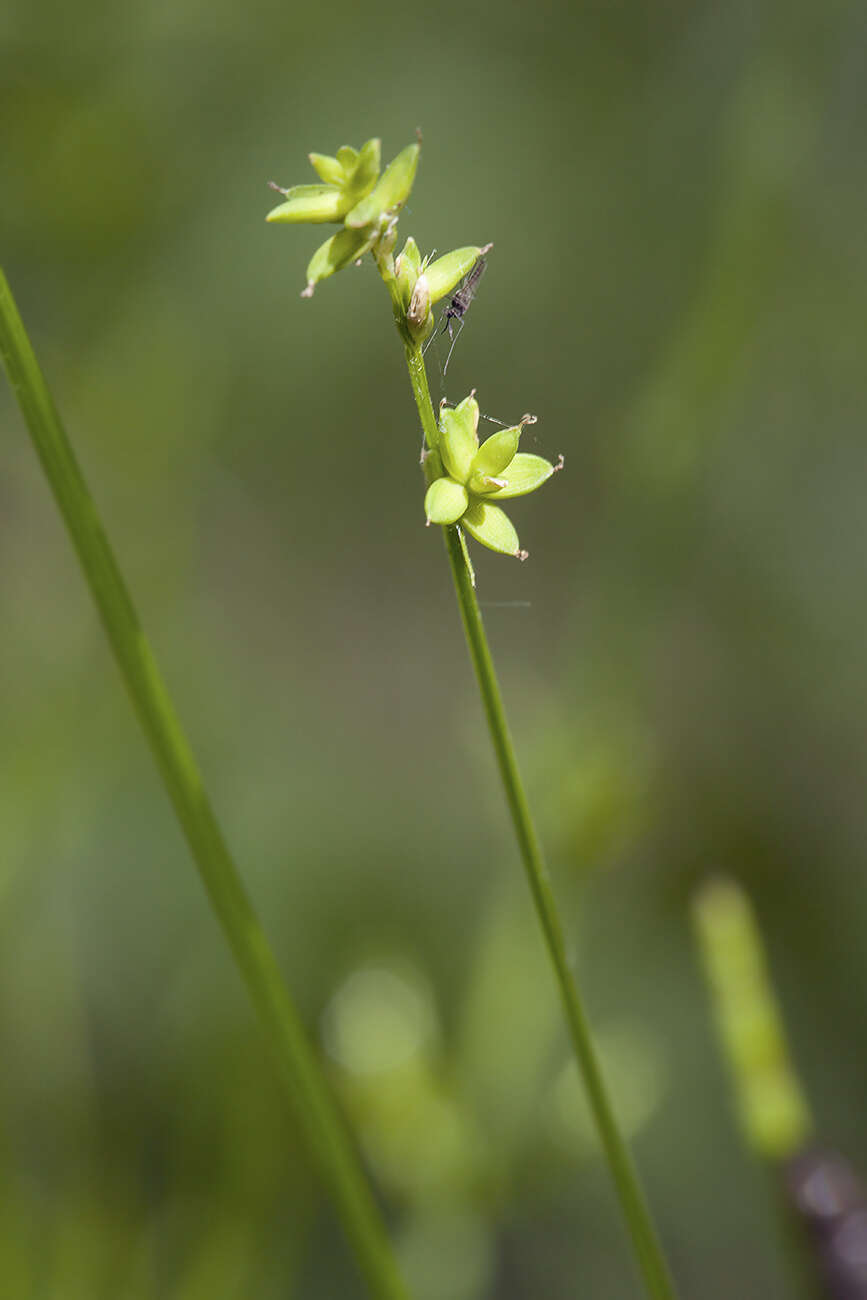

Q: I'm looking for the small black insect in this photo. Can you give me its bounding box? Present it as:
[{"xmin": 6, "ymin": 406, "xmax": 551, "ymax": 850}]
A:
[
  {"xmin": 442, "ymin": 257, "xmax": 487, "ymax": 337},
  {"xmin": 440, "ymin": 243, "xmax": 493, "ymax": 375}
]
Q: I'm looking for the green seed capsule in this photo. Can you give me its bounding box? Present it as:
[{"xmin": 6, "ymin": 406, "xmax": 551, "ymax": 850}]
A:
[
  {"xmin": 486, "ymin": 453, "xmax": 557, "ymax": 499},
  {"xmin": 439, "ymin": 401, "xmax": 479, "ymax": 484},
  {"xmin": 349, "ymin": 137, "xmax": 381, "ymax": 197},
  {"xmin": 303, "ymin": 226, "xmax": 376, "ymax": 296},
  {"xmin": 461, "ymin": 501, "xmax": 524, "ymax": 558},
  {"xmin": 266, "ymin": 184, "xmax": 351, "ymax": 224},
  {"xmin": 344, "ymin": 142, "xmax": 420, "ymax": 230},
  {"xmin": 308, "ymin": 153, "xmax": 345, "ymax": 185},
  {"xmin": 425, "ymin": 246, "xmax": 489, "ymax": 305},
  {"xmin": 453, "ymin": 392, "xmax": 480, "ymax": 435},
  {"xmin": 467, "ymin": 426, "xmax": 521, "ymax": 494},
  {"xmin": 424, "ymin": 477, "xmax": 469, "ymax": 526},
  {"xmin": 336, "ymin": 145, "xmax": 358, "ymax": 171}
]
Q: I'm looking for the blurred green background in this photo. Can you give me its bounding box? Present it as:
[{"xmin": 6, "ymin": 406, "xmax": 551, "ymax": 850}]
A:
[{"xmin": 2, "ymin": 0, "xmax": 867, "ymax": 1295}]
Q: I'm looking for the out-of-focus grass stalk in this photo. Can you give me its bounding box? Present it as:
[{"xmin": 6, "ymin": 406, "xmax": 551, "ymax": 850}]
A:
[
  {"xmin": 0, "ymin": 269, "xmax": 411, "ymax": 1300},
  {"xmin": 692, "ymin": 877, "xmax": 812, "ymax": 1161},
  {"xmin": 692, "ymin": 877, "xmax": 821, "ymax": 1298}
]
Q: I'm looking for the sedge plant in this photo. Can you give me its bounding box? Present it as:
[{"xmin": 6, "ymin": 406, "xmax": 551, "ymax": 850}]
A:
[{"xmin": 267, "ymin": 134, "xmax": 678, "ymax": 1300}]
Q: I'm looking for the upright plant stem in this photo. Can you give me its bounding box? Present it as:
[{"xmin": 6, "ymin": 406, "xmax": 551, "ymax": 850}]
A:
[
  {"xmin": 398, "ymin": 325, "xmax": 678, "ymax": 1300},
  {"xmin": 0, "ymin": 269, "xmax": 410, "ymax": 1300}
]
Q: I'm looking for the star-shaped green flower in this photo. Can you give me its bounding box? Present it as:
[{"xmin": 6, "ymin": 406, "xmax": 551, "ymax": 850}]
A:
[
  {"xmin": 424, "ymin": 392, "xmax": 562, "ymax": 560},
  {"xmin": 266, "ymin": 137, "xmax": 422, "ymax": 297}
]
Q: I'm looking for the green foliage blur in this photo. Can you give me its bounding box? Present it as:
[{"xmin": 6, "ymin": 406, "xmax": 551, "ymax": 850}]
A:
[{"xmin": 2, "ymin": 0, "xmax": 866, "ymax": 1295}]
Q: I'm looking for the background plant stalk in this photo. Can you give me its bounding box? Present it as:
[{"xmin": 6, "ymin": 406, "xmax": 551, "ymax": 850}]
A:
[{"xmin": 0, "ymin": 270, "xmax": 411, "ymax": 1300}]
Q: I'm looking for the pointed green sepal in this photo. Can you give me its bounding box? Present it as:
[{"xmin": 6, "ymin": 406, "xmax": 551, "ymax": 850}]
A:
[
  {"xmin": 266, "ymin": 184, "xmax": 351, "ymax": 224},
  {"xmin": 467, "ymin": 426, "xmax": 520, "ymax": 494},
  {"xmin": 425, "ymin": 246, "xmax": 489, "ymax": 305},
  {"xmin": 303, "ymin": 226, "xmax": 376, "ymax": 296},
  {"xmin": 461, "ymin": 501, "xmax": 524, "ymax": 557},
  {"xmin": 424, "ymin": 477, "xmax": 469, "ymax": 525},
  {"xmin": 308, "ymin": 153, "xmax": 345, "ymax": 185},
  {"xmin": 439, "ymin": 400, "xmax": 479, "ymax": 483},
  {"xmin": 487, "ymin": 453, "xmax": 557, "ymax": 499},
  {"xmin": 344, "ymin": 142, "xmax": 420, "ymax": 229}
]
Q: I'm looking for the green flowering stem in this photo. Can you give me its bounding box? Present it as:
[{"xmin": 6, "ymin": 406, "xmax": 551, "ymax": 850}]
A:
[
  {"xmin": 393, "ymin": 332, "xmax": 676, "ymax": 1300},
  {"xmin": 264, "ymin": 134, "xmax": 674, "ymax": 1296},
  {"xmin": 404, "ymin": 346, "xmax": 440, "ymax": 451},
  {"xmin": 0, "ymin": 269, "xmax": 410, "ymax": 1300}
]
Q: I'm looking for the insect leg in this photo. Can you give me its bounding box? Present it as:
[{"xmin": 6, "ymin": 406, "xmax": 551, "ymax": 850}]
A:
[{"xmin": 443, "ymin": 316, "xmax": 464, "ymax": 377}]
